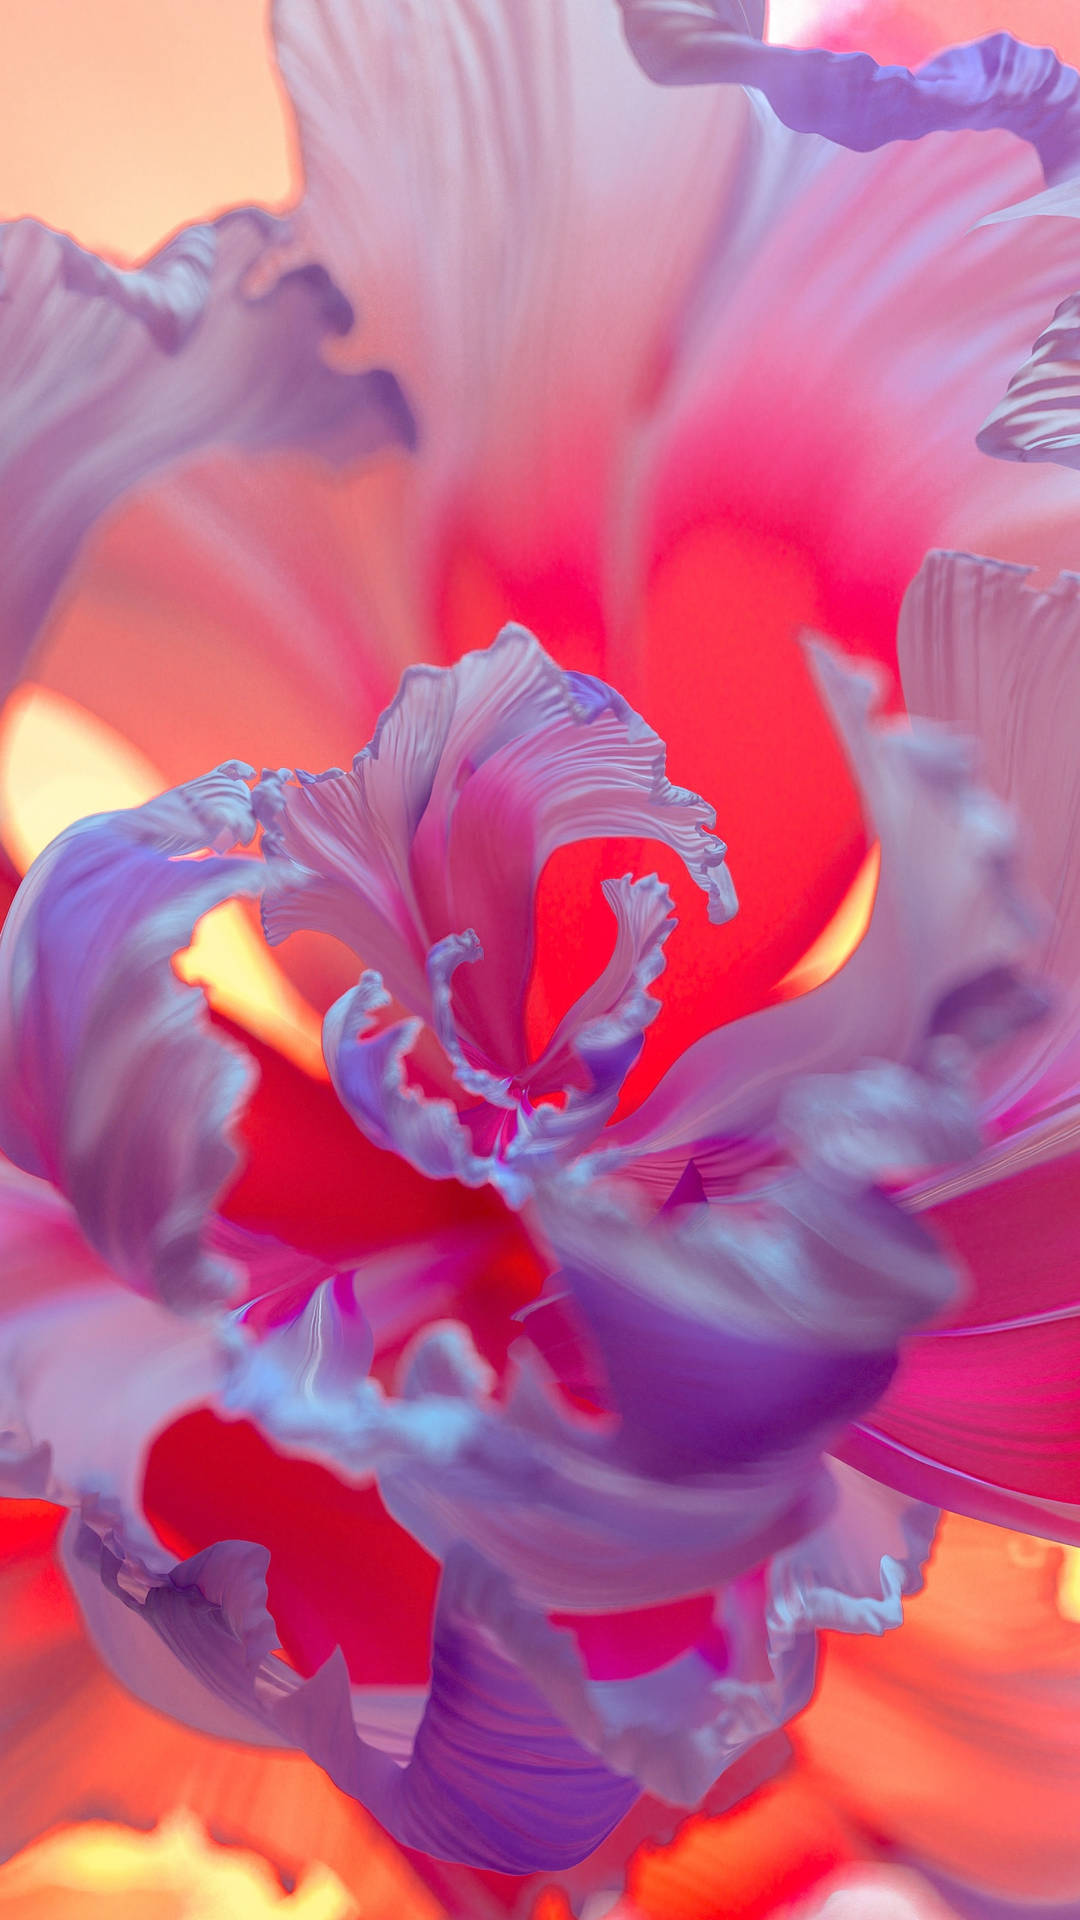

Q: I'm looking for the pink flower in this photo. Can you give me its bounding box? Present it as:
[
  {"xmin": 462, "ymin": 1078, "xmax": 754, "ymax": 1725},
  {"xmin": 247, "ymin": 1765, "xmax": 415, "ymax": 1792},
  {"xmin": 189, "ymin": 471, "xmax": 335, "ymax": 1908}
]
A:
[{"xmin": 1, "ymin": 0, "xmax": 1080, "ymax": 1907}]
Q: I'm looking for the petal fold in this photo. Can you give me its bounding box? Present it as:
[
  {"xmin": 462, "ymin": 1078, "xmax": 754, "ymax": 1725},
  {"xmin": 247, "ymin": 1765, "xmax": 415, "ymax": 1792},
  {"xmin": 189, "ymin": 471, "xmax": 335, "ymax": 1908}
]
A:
[
  {"xmin": 265, "ymin": 629, "xmax": 733, "ymax": 1191},
  {"xmin": 0, "ymin": 213, "xmax": 413, "ymax": 698},
  {"xmin": 618, "ymin": 5, "xmax": 1080, "ymax": 182},
  {"xmin": 62, "ymin": 1522, "xmax": 638, "ymax": 1871},
  {"xmin": 0, "ymin": 767, "xmax": 264, "ymax": 1309},
  {"xmin": 612, "ymin": 645, "xmax": 1038, "ymax": 1172},
  {"xmin": 978, "ymin": 293, "xmax": 1080, "ymax": 467},
  {"xmin": 898, "ymin": 547, "xmax": 1080, "ymax": 1122}
]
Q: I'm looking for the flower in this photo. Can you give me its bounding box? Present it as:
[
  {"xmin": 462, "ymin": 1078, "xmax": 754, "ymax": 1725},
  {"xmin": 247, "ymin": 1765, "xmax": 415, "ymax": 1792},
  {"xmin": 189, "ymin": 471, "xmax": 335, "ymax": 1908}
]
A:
[
  {"xmin": 0, "ymin": 628, "xmax": 1027, "ymax": 1871},
  {"xmin": 2, "ymin": 0, "xmax": 1080, "ymax": 1911}
]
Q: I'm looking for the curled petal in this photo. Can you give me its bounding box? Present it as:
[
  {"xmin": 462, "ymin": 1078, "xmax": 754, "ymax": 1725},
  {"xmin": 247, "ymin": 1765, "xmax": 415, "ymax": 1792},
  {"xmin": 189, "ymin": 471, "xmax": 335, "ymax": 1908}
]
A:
[
  {"xmin": 0, "ymin": 767, "xmax": 264, "ymax": 1309},
  {"xmin": 612, "ymin": 645, "xmax": 1038, "ymax": 1171},
  {"xmin": 63, "ymin": 1524, "xmax": 637, "ymax": 1872},
  {"xmin": 506, "ymin": 874, "xmax": 679, "ymax": 1178},
  {"xmin": 235, "ymin": 1293, "xmax": 826, "ymax": 1615},
  {"xmin": 0, "ymin": 213, "xmax": 414, "ymax": 698},
  {"xmin": 321, "ymin": 975, "xmax": 519, "ymax": 1197},
  {"xmin": 899, "ymin": 548, "xmax": 1080, "ymax": 1123},
  {"xmin": 770, "ymin": 1462, "xmax": 937, "ymax": 1643},
  {"xmin": 570, "ymin": 1468, "xmax": 934, "ymax": 1808},
  {"xmin": 978, "ymin": 293, "xmax": 1080, "ymax": 468},
  {"xmin": 262, "ymin": 628, "xmax": 733, "ymax": 1079},
  {"xmin": 424, "ymin": 931, "xmax": 516, "ymax": 1107},
  {"xmin": 531, "ymin": 872, "xmax": 675, "ymax": 1092},
  {"xmin": 533, "ymin": 1104, "xmax": 957, "ymax": 1485},
  {"xmin": 566, "ymin": 1469, "xmax": 933, "ymax": 1811},
  {"xmin": 618, "ymin": 5, "xmax": 1080, "ymax": 182},
  {"xmin": 325, "ymin": 878, "xmax": 679, "ymax": 1198}
]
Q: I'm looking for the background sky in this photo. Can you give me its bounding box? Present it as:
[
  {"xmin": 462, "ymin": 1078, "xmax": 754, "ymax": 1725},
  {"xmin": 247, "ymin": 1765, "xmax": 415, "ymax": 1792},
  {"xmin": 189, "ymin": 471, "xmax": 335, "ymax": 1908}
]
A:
[
  {"xmin": 0, "ymin": 0, "xmax": 297, "ymax": 259},
  {"xmin": 2, "ymin": 1, "xmax": 1078, "ymax": 264}
]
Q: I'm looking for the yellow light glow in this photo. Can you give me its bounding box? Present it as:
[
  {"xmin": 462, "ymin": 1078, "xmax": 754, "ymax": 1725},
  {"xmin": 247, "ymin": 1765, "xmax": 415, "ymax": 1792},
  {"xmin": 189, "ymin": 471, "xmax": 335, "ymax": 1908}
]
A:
[
  {"xmin": 0, "ymin": 683, "xmax": 325, "ymax": 1078},
  {"xmin": 1006, "ymin": 1535, "xmax": 1080, "ymax": 1623},
  {"xmin": 1058, "ymin": 1548, "xmax": 1080, "ymax": 1623},
  {"xmin": 0, "ymin": 1811, "xmax": 357, "ymax": 1916},
  {"xmin": 776, "ymin": 842, "xmax": 880, "ymax": 999}
]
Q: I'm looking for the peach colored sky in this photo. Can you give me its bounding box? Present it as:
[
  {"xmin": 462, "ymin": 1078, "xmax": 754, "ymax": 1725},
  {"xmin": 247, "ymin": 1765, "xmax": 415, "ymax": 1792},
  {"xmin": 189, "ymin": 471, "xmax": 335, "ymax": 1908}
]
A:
[
  {"xmin": 4, "ymin": 1, "xmax": 1080, "ymax": 266},
  {"xmin": 0, "ymin": 0, "xmax": 297, "ymax": 261}
]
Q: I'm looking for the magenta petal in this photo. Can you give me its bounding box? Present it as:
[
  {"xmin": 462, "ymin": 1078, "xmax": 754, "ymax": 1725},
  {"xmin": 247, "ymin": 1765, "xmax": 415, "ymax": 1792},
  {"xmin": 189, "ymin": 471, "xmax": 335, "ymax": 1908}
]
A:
[
  {"xmin": 848, "ymin": 1310, "xmax": 1080, "ymax": 1529},
  {"xmin": 0, "ymin": 213, "xmax": 413, "ymax": 697},
  {"xmin": 836, "ymin": 1424, "xmax": 1080, "ymax": 1550},
  {"xmin": 0, "ymin": 767, "xmax": 264, "ymax": 1309}
]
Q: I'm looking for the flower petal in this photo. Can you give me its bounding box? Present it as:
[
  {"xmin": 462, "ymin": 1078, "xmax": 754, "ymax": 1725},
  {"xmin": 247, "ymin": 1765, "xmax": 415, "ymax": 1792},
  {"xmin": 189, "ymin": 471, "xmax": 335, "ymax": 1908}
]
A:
[
  {"xmin": 321, "ymin": 975, "xmax": 515, "ymax": 1196},
  {"xmin": 617, "ymin": 6, "xmax": 1080, "ymax": 184},
  {"xmin": 898, "ymin": 548, "xmax": 1080, "ymax": 1123},
  {"xmin": 847, "ymin": 1308, "xmax": 1080, "ymax": 1520},
  {"xmin": 0, "ymin": 1163, "xmax": 227, "ymax": 1560},
  {"xmin": 532, "ymin": 1151, "xmax": 956, "ymax": 1486},
  {"xmin": 263, "ymin": 628, "xmax": 733, "ymax": 1083},
  {"xmin": 0, "ymin": 766, "xmax": 264, "ymax": 1309},
  {"xmin": 274, "ymin": 0, "xmax": 753, "ymax": 589},
  {"xmin": 0, "ymin": 1505, "xmax": 440, "ymax": 1918},
  {"xmin": 612, "ymin": 646, "xmax": 1037, "ymax": 1173},
  {"xmin": 770, "ymin": 1462, "xmax": 937, "ymax": 1643},
  {"xmin": 531, "ymin": 871, "xmax": 675, "ymax": 1093},
  {"xmin": 0, "ymin": 212, "xmax": 413, "ymax": 700},
  {"xmin": 978, "ymin": 291, "xmax": 1080, "ymax": 470},
  {"xmin": 63, "ymin": 1521, "xmax": 638, "ymax": 1872}
]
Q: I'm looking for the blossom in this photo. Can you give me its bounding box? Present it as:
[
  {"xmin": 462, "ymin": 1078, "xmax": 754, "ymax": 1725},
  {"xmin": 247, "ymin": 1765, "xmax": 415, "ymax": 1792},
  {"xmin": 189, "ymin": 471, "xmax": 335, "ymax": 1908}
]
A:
[
  {"xmin": 1, "ymin": 0, "xmax": 1080, "ymax": 1910},
  {"xmin": 0, "ymin": 625, "xmax": 1026, "ymax": 1871}
]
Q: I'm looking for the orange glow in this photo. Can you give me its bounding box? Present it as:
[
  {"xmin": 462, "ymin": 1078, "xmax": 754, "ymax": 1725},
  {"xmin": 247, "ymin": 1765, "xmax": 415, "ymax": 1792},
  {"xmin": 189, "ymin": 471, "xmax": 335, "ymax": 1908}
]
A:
[
  {"xmin": 0, "ymin": 683, "xmax": 326, "ymax": 1077},
  {"xmin": 0, "ymin": 1811, "xmax": 355, "ymax": 1917},
  {"xmin": 776, "ymin": 842, "xmax": 880, "ymax": 998},
  {"xmin": 795, "ymin": 1514, "xmax": 1080, "ymax": 1903},
  {"xmin": 1058, "ymin": 1548, "xmax": 1080, "ymax": 1624},
  {"xmin": 625, "ymin": 1773, "xmax": 864, "ymax": 1920},
  {"xmin": 0, "ymin": 0, "xmax": 297, "ymax": 262}
]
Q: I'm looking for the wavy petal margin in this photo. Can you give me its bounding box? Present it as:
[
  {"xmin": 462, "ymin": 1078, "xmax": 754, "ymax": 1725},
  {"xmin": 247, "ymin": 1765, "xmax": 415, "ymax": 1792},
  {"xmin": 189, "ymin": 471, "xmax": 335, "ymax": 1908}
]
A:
[
  {"xmin": 262, "ymin": 626, "xmax": 734, "ymax": 1050},
  {"xmin": 264, "ymin": 628, "xmax": 734, "ymax": 1192},
  {"xmin": 62, "ymin": 1522, "xmax": 638, "ymax": 1872},
  {"xmin": 0, "ymin": 211, "xmax": 415, "ymax": 698},
  {"xmin": 0, "ymin": 767, "xmax": 263, "ymax": 1309},
  {"xmin": 611, "ymin": 643, "xmax": 1039, "ymax": 1171},
  {"xmin": 899, "ymin": 547, "xmax": 1080, "ymax": 1121},
  {"xmin": 617, "ymin": 6, "xmax": 1080, "ymax": 179},
  {"xmin": 58, "ymin": 1447, "xmax": 934, "ymax": 1845},
  {"xmin": 617, "ymin": 4, "xmax": 1080, "ymax": 477}
]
